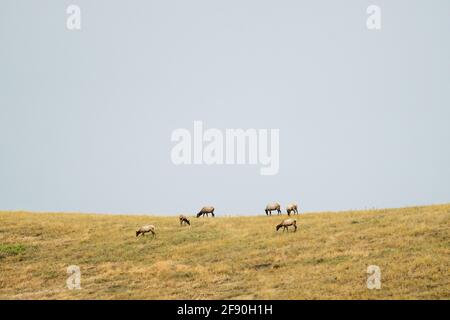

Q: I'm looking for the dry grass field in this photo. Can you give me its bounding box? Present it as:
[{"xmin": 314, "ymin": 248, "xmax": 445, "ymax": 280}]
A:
[{"xmin": 0, "ymin": 204, "xmax": 449, "ymax": 300}]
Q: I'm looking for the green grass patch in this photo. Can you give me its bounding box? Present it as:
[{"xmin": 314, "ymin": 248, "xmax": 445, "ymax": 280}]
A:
[{"xmin": 0, "ymin": 244, "xmax": 26, "ymax": 258}]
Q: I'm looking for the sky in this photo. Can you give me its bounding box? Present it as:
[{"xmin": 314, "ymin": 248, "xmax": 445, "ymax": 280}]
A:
[{"xmin": 1, "ymin": 0, "xmax": 449, "ymax": 215}]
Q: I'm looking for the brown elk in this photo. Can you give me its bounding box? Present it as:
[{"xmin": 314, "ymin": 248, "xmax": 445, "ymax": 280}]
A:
[
  {"xmin": 136, "ymin": 225, "xmax": 156, "ymax": 237},
  {"xmin": 196, "ymin": 206, "xmax": 215, "ymax": 218},
  {"xmin": 286, "ymin": 203, "xmax": 299, "ymax": 216},
  {"xmin": 276, "ymin": 219, "xmax": 297, "ymax": 232},
  {"xmin": 179, "ymin": 214, "xmax": 190, "ymax": 226},
  {"xmin": 265, "ymin": 202, "xmax": 281, "ymax": 215}
]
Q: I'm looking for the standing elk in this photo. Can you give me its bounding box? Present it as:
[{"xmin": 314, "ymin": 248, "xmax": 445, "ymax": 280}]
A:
[
  {"xmin": 196, "ymin": 206, "xmax": 215, "ymax": 218},
  {"xmin": 276, "ymin": 219, "xmax": 297, "ymax": 232},
  {"xmin": 179, "ymin": 214, "xmax": 190, "ymax": 226},
  {"xmin": 265, "ymin": 202, "xmax": 281, "ymax": 215},
  {"xmin": 136, "ymin": 225, "xmax": 156, "ymax": 237},
  {"xmin": 286, "ymin": 203, "xmax": 299, "ymax": 216}
]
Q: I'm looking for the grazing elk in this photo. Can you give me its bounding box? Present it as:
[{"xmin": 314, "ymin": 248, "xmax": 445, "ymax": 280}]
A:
[
  {"xmin": 286, "ymin": 203, "xmax": 299, "ymax": 216},
  {"xmin": 265, "ymin": 202, "xmax": 281, "ymax": 215},
  {"xmin": 136, "ymin": 225, "xmax": 156, "ymax": 237},
  {"xmin": 276, "ymin": 219, "xmax": 297, "ymax": 232},
  {"xmin": 179, "ymin": 214, "xmax": 190, "ymax": 226},
  {"xmin": 196, "ymin": 206, "xmax": 215, "ymax": 218}
]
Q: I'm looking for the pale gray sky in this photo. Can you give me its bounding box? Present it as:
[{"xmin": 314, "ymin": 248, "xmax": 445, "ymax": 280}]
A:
[{"xmin": 1, "ymin": 0, "xmax": 449, "ymax": 215}]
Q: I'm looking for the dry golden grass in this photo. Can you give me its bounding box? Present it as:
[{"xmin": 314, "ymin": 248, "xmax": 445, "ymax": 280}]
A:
[{"xmin": 0, "ymin": 204, "xmax": 449, "ymax": 299}]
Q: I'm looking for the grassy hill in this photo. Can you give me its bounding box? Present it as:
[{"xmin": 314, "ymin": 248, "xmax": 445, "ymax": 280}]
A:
[{"xmin": 0, "ymin": 204, "xmax": 449, "ymax": 299}]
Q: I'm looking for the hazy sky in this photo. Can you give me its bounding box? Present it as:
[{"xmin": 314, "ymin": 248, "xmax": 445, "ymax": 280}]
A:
[{"xmin": 1, "ymin": 1, "xmax": 449, "ymax": 215}]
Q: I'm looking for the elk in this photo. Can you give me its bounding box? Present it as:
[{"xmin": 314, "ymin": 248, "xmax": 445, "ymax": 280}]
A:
[
  {"xmin": 276, "ymin": 219, "xmax": 297, "ymax": 232},
  {"xmin": 179, "ymin": 214, "xmax": 190, "ymax": 226},
  {"xmin": 136, "ymin": 225, "xmax": 156, "ymax": 237},
  {"xmin": 196, "ymin": 206, "xmax": 215, "ymax": 218},
  {"xmin": 265, "ymin": 202, "xmax": 281, "ymax": 215},
  {"xmin": 286, "ymin": 203, "xmax": 299, "ymax": 216}
]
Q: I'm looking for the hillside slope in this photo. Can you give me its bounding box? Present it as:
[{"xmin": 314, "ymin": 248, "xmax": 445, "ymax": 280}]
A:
[{"xmin": 0, "ymin": 205, "xmax": 449, "ymax": 299}]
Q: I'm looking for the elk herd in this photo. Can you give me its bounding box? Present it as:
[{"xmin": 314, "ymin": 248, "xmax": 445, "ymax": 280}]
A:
[{"xmin": 136, "ymin": 202, "xmax": 300, "ymax": 238}]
